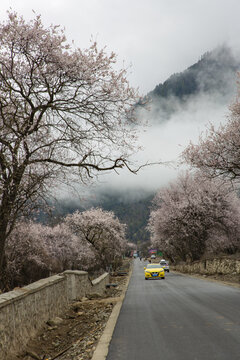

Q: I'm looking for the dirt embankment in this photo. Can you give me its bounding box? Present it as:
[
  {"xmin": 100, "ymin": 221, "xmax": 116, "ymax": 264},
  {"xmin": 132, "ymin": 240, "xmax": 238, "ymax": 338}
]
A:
[{"xmin": 13, "ymin": 261, "xmax": 131, "ymax": 360}]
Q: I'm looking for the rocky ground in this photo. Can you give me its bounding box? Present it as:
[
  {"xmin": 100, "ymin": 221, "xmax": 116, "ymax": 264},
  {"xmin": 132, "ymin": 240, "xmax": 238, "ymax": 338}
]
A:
[{"xmin": 13, "ymin": 262, "xmax": 131, "ymax": 360}]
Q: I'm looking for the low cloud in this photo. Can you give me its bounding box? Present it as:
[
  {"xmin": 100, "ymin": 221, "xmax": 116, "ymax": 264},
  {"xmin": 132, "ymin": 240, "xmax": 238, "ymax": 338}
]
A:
[
  {"xmin": 92, "ymin": 88, "xmax": 235, "ymax": 195},
  {"xmin": 57, "ymin": 45, "xmax": 240, "ymax": 203}
]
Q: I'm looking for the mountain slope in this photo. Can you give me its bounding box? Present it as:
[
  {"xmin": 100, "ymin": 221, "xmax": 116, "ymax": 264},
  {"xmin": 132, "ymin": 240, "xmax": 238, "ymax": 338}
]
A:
[
  {"xmin": 138, "ymin": 45, "xmax": 240, "ymax": 122},
  {"xmin": 152, "ymin": 46, "xmax": 239, "ymax": 99}
]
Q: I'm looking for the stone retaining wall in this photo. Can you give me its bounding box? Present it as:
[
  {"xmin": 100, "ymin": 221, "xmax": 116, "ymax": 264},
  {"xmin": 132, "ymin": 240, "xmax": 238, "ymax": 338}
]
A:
[
  {"xmin": 172, "ymin": 257, "xmax": 240, "ymax": 276},
  {"xmin": 0, "ymin": 270, "xmax": 109, "ymax": 360}
]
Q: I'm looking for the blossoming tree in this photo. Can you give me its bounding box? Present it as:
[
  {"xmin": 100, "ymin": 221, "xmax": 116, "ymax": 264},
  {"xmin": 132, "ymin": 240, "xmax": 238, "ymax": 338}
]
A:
[
  {"xmin": 0, "ymin": 11, "xmax": 141, "ymax": 289},
  {"xmin": 6, "ymin": 220, "xmax": 99, "ymax": 288},
  {"xmin": 65, "ymin": 208, "xmax": 127, "ymax": 270},
  {"xmin": 6, "ymin": 222, "xmax": 51, "ymax": 288},
  {"xmin": 183, "ymin": 74, "xmax": 240, "ymax": 180},
  {"xmin": 148, "ymin": 172, "xmax": 240, "ymax": 262}
]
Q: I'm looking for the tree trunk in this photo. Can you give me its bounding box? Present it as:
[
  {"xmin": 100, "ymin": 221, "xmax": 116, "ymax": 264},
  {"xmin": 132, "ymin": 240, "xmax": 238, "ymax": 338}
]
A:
[
  {"xmin": 0, "ymin": 241, "xmax": 9, "ymax": 292},
  {"xmin": 0, "ymin": 167, "xmax": 25, "ymax": 292},
  {"xmin": 0, "ymin": 219, "xmax": 10, "ymax": 292}
]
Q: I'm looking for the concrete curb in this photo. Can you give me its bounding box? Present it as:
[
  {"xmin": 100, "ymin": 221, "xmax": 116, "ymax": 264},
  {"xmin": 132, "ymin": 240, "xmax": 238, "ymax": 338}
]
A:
[{"xmin": 91, "ymin": 264, "xmax": 133, "ymax": 360}]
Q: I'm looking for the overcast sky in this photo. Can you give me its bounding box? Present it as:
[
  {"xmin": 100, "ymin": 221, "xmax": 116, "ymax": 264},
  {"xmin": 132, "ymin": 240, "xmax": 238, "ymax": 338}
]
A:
[
  {"xmin": 1, "ymin": 0, "xmax": 240, "ymax": 197},
  {"xmin": 2, "ymin": 0, "xmax": 240, "ymax": 93}
]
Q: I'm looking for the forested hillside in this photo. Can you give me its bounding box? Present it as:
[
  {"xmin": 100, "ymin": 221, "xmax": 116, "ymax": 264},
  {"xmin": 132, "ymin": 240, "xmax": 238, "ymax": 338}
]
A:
[
  {"xmin": 138, "ymin": 45, "xmax": 240, "ymax": 121},
  {"xmin": 48, "ymin": 192, "xmax": 153, "ymax": 244},
  {"xmin": 96, "ymin": 193, "xmax": 153, "ymax": 243},
  {"xmin": 151, "ymin": 45, "xmax": 238, "ymax": 98}
]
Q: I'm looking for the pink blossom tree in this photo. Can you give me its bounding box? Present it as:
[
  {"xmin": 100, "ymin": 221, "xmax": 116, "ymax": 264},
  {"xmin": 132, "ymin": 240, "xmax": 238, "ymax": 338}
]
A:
[
  {"xmin": 65, "ymin": 208, "xmax": 127, "ymax": 270},
  {"xmin": 5, "ymin": 221, "xmax": 98, "ymax": 289},
  {"xmin": 148, "ymin": 172, "xmax": 240, "ymax": 262},
  {"xmin": 42, "ymin": 223, "xmax": 80, "ymax": 273},
  {"xmin": 44, "ymin": 223, "xmax": 96, "ymax": 273},
  {"xmin": 0, "ymin": 11, "xmax": 142, "ymax": 289},
  {"xmin": 5, "ymin": 222, "xmax": 51, "ymax": 288},
  {"xmin": 183, "ymin": 74, "xmax": 240, "ymax": 180}
]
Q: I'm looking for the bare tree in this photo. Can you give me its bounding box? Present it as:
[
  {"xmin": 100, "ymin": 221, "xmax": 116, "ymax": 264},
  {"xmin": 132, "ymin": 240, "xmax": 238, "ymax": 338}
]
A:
[{"xmin": 0, "ymin": 11, "xmax": 141, "ymax": 289}]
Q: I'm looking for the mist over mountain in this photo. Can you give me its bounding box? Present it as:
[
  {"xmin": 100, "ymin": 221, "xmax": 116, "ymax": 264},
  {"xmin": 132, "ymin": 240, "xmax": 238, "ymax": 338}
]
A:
[
  {"xmin": 153, "ymin": 45, "xmax": 238, "ymax": 97},
  {"xmin": 51, "ymin": 45, "xmax": 240, "ymax": 244},
  {"xmin": 138, "ymin": 45, "xmax": 240, "ymax": 123}
]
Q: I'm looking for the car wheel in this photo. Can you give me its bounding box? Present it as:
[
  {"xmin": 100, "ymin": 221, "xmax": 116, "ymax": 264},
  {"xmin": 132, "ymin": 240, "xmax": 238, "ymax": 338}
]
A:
[
  {"xmin": 162, "ymin": 277, "xmax": 165, "ymax": 279},
  {"xmin": 145, "ymin": 278, "xmax": 148, "ymax": 280}
]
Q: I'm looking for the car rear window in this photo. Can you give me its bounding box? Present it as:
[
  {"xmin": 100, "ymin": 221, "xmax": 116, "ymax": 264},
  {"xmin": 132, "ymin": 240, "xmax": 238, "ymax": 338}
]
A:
[{"xmin": 147, "ymin": 264, "xmax": 160, "ymax": 268}]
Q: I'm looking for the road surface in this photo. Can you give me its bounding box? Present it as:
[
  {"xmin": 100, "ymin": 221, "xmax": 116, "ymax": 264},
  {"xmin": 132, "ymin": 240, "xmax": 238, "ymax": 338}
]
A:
[{"xmin": 106, "ymin": 259, "xmax": 240, "ymax": 360}]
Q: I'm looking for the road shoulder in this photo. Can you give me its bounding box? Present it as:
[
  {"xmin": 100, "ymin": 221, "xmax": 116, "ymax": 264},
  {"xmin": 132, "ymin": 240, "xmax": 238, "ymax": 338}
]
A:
[
  {"xmin": 91, "ymin": 264, "xmax": 133, "ymax": 360},
  {"xmin": 172, "ymin": 270, "xmax": 240, "ymax": 289}
]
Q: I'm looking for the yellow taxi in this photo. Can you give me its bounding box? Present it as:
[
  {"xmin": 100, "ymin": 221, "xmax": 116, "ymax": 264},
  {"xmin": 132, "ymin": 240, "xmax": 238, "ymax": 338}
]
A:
[{"xmin": 144, "ymin": 263, "xmax": 165, "ymax": 280}]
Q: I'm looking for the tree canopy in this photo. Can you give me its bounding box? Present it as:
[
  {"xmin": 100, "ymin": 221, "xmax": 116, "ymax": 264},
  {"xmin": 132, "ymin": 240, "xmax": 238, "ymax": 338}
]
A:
[
  {"xmin": 0, "ymin": 11, "xmax": 141, "ymax": 289},
  {"xmin": 183, "ymin": 89, "xmax": 240, "ymax": 180},
  {"xmin": 148, "ymin": 172, "xmax": 240, "ymax": 262}
]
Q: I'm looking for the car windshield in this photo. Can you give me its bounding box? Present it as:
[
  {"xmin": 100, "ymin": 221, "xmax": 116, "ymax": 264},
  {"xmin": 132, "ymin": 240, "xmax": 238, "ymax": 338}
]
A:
[{"xmin": 147, "ymin": 264, "xmax": 161, "ymax": 269}]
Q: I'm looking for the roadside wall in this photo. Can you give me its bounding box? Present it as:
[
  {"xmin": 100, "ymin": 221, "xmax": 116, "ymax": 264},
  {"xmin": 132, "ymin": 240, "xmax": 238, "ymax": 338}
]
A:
[
  {"xmin": 172, "ymin": 257, "xmax": 240, "ymax": 275},
  {"xmin": 0, "ymin": 270, "xmax": 109, "ymax": 360}
]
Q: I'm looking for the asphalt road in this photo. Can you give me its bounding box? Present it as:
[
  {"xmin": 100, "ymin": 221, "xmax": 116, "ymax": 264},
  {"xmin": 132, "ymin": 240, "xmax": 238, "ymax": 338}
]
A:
[{"xmin": 106, "ymin": 259, "xmax": 240, "ymax": 360}]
